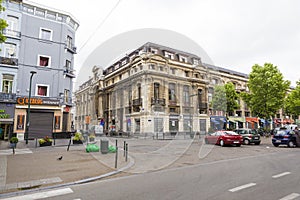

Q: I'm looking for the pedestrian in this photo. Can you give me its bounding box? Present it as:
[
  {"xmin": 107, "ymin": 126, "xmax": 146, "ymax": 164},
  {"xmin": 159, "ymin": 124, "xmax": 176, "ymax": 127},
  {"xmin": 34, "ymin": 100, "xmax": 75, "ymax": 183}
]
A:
[{"xmin": 293, "ymin": 127, "xmax": 300, "ymax": 147}]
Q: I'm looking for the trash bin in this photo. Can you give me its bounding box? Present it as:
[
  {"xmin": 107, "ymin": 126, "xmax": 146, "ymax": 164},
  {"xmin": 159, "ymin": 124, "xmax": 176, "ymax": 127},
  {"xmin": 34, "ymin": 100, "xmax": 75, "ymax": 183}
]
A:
[{"xmin": 101, "ymin": 139, "xmax": 109, "ymax": 154}]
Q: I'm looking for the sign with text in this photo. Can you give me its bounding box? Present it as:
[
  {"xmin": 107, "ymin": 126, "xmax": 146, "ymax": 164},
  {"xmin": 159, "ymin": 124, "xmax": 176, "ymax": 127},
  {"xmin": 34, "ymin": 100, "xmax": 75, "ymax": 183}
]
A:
[{"xmin": 17, "ymin": 97, "xmax": 60, "ymax": 106}]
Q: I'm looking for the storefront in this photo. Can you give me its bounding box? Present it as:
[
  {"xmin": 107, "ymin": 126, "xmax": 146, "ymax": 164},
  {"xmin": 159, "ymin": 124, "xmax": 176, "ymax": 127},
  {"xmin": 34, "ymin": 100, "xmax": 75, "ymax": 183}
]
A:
[
  {"xmin": 0, "ymin": 103, "xmax": 15, "ymax": 140},
  {"xmin": 14, "ymin": 96, "xmax": 67, "ymax": 140},
  {"xmin": 245, "ymin": 117, "xmax": 259, "ymax": 129},
  {"xmin": 210, "ymin": 116, "xmax": 227, "ymax": 131},
  {"xmin": 228, "ymin": 116, "xmax": 245, "ymax": 130}
]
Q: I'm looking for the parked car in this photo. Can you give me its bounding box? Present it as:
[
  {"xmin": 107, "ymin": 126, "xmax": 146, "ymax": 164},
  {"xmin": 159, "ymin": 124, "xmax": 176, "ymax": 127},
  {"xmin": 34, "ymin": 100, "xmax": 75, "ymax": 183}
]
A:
[
  {"xmin": 204, "ymin": 131, "xmax": 243, "ymax": 147},
  {"xmin": 272, "ymin": 128, "xmax": 296, "ymax": 147},
  {"xmin": 234, "ymin": 128, "xmax": 261, "ymax": 145}
]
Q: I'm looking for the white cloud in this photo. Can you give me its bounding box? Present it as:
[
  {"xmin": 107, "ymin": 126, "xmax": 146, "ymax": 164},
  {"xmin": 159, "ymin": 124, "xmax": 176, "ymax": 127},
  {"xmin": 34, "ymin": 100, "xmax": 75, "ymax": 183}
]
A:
[{"xmin": 29, "ymin": 0, "xmax": 300, "ymax": 86}]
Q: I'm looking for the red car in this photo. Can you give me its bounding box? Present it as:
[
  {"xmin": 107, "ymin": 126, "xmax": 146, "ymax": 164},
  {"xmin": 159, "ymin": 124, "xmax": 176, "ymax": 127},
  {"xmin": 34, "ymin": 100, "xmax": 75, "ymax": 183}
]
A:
[{"xmin": 204, "ymin": 131, "xmax": 243, "ymax": 147}]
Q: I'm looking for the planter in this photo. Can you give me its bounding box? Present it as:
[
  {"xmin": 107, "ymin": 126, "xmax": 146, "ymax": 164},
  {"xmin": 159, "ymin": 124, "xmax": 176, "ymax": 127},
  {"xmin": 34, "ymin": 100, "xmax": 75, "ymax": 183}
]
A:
[
  {"xmin": 39, "ymin": 141, "xmax": 52, "ymax": 147},
  {"xmin": 73, "ymin": 140, "xmax": 83, "ymax": 144}
]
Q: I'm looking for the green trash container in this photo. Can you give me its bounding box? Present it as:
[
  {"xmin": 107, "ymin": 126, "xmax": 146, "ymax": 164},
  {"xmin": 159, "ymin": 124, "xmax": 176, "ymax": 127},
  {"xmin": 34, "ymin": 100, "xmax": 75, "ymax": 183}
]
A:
[{"xmin": 101, "ymin": 139, "xmax": 109, "ymax": 154}]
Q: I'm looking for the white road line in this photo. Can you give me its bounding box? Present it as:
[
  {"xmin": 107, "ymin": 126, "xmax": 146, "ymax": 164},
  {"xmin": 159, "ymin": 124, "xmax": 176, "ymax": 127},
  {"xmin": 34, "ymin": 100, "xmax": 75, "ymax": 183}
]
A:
[
  {"xmin": 0, "ymin": 148, "xmax": 32, "ymax": 155},
  {"xmin": 279, "ymin": 193, "xmax": 300, "ymax": 200},
  {"xmin": 228, "ymin": 183, "xmax": 256, "ymax": 192},
  {"xmin": 0, "ymin": 188, "xmax": 73, "ymax": 200},
  {"xmin": 272, "ymin": 172, "xmax": 291, "ymax": 179}
]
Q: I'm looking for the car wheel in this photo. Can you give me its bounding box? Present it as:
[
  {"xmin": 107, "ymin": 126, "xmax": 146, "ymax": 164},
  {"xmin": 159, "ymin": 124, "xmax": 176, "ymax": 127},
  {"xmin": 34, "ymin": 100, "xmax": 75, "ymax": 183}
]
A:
[
  {"xmin": 243, "ymin": 139, "xmax": 250, "ymax": 145},
  {"xmin": 273, "ymin": 144, "xmax": 279, "ymax": 147},
  {"xmin": 220, "ymin": 140, "xmax": 225, "ymax": 147},
  {"xmin": 204, "ymin": 138, "xmax": 208, "ymax": 144},
  {"xmin": 254, "ymin": 141, "xmax": 261, "ymax": 145},
  {"xmin": 288, "ymin": 140, "xmax": 295, "ymax": 148}
]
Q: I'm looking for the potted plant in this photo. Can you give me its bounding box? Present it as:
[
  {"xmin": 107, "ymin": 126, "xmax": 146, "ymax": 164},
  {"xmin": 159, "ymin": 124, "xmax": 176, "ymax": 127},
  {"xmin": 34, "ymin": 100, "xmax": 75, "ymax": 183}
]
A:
[
  {"xmin": 39, "ymin": 136, "xmax": 52, "ymax": 147},
  {"xmin": 73, "ymin": 132, "xmax": 83, "ymax": 144},
  {"xmin": 10, "ymin": 136, "xmax": 19, "ymax": 148}
]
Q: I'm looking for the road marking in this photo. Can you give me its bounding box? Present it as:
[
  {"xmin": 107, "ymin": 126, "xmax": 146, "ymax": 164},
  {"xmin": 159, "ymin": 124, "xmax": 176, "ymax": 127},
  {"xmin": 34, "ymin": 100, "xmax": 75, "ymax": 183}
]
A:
[
  {"xmin": 228, "ymin": 183, "xmax": 256, "ymax": 192},
  {"xmin": 0, "ymin": 188, "xmax": 73, "ymax": 200},
  {"xmin": 0, "ymin": 148, "xmax": 32, "ymax": 155},
  {"xmin": 279, "ymin": 193, "xmax": 300, "ymax": 200},
  {"xmin": 272, "ymin": 172, "xmax": 291, "ymax": 179}
]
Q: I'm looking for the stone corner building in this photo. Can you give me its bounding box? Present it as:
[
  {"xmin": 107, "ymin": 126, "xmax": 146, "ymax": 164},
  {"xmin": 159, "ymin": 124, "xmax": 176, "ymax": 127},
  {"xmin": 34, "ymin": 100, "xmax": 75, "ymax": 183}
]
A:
[{"xmin": 75, "ymin": 42, "xmax": 253, "ymax": 136}]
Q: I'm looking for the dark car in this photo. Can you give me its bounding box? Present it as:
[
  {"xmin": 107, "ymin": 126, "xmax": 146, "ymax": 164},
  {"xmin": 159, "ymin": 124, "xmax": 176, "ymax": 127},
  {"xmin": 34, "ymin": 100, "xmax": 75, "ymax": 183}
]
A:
[
  {"xmin": 234, "ymin": 128, "xmax": 261, "ymax": 145},
  {"xmin": 272, "ymin": 129, "xmax": 297, "ymax": 147},
  {"xmin": 204, "ymin": 131, "xmax": 243, "ymax": 147}
]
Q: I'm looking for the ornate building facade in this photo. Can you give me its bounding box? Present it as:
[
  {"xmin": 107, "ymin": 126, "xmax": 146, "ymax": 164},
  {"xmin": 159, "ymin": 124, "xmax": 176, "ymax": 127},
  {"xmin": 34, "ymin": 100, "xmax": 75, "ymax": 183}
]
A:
[{"xmin": 75, "ymin": 42, "xmax": 256, "ymax": 136}]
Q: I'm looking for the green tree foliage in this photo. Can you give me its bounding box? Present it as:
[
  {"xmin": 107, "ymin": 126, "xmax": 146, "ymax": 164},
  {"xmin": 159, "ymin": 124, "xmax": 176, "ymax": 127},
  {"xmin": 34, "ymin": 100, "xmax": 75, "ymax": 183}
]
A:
[
  {"xmin": 211, "ymin": 85, "xmax": 227, "ymax": 113},
  {"xmin": 224, "ymin": 82, "xmax": 240, "ymax": 114},
  {"xmin": 285, "ymin": 80, "xmax": 300, "ymax": 117},
  {"xmin": 241, "ymin": 63, "xmax": 290, "ymax": 119},
  {"xmin": 211, "ymin": 83, "xmax": 240, "ymax": 115},
  {"xmin": 0, "ymin": 0, "xmax": 8, "ymax": 44}
]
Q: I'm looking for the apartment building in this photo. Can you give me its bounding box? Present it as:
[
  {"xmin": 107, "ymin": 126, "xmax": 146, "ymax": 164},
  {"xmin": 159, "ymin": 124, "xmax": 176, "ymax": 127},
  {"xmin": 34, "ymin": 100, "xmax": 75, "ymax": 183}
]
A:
[
  {"xmin": 75, "ymin": 42, "xmax": 255, "ymax": 136},
  {"xmin": 0, "ymin": 0, "xmax": 78, "ymax": 140}
]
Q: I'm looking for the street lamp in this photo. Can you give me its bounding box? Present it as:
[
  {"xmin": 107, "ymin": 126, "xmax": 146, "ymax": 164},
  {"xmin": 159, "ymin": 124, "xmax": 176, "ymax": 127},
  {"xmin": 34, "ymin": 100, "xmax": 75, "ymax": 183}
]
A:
[{"xmin": 25, "ymin": 71, "xmax": 37, "ymax": 144}]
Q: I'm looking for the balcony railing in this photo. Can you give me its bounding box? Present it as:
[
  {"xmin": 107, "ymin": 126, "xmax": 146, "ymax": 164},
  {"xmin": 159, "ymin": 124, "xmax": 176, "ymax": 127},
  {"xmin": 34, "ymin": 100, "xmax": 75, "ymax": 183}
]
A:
[
  {"xmin": 133, "ymin": 98, "xmax": 142, "ymax": 106},
  {"xmin": 0, "ymin": 93, "xmax": 17, "ymax": 102},
  {"xmin": 0, "ymin": 56, "xmax": 18, "ymax": 66},
  {"xmin": 64, "ymin": 68, "xmax": 76, "ymax": 78},
  {"xmin": 151, "ymin": 97, "xmax": 166, "ymax": 106},
  {"xmin": 65, "ymin": 44, "xmax": 77, "ymax": 54},
  {"xmin": 3, "ymin": 29, "xmax": 21, "ymax": 38},
  {"xmin": 199, "ymin": 102, "xmax": 208, "ymax": 109}
]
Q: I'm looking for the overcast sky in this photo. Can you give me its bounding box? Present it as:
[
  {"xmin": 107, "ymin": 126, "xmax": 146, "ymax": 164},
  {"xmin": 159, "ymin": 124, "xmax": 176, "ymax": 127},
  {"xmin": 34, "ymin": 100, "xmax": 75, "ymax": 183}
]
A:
[{"xmin": 29, "ymin": 0, "xmax": 299, "ymax": 86}]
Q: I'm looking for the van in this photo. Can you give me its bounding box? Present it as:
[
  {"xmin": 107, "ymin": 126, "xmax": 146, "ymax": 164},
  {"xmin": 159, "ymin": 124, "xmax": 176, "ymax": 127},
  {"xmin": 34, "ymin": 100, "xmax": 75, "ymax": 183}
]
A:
[{"xmin": 89, "ymin": 125, "xmax": 103, "ymax": 136}]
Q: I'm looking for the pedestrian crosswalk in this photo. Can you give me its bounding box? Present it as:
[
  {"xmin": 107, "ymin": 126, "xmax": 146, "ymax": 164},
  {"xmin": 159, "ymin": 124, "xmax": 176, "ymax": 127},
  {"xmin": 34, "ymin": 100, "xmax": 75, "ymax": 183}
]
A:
[{"xmin": 0, "ymin": 148, "xmax": 32, "ymax": 155}]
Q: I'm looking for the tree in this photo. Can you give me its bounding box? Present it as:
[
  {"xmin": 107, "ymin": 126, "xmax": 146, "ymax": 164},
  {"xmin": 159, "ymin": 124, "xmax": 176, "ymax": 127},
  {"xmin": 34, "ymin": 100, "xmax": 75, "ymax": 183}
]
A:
[
  {"xmin": 241, "ymin": 63, "xmax": 290, "ymax": 120},
  {"xmin": 285, "ymin": 80, "xmax": 300, "ymax": 117},
  {"xmin": 0, "ymin": 0, "xmax": 8, "ymax": 44},
  {"xmin": 211, "ymin": 85, "xmax": 227, "ymax": 114},
  {"xmin": 224, "ymin": 82, "xmax": 240, "ymax": 114},
  {"xmin": 211, "ymin": 83, "xmax": 240, "ymax": 116}
]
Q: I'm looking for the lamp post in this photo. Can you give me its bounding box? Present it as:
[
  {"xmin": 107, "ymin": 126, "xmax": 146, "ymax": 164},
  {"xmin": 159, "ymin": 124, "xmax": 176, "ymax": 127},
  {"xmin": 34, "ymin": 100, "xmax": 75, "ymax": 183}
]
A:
[{"xmin": 25, "ymin": 71, "xmax": 37, "ymax": 144}]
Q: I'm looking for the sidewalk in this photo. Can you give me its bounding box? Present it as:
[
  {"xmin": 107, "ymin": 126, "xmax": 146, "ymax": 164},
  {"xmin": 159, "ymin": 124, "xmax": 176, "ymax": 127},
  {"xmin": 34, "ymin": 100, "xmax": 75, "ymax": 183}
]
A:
[{"xmin": 0, "ymin": 138, "xmax": 131, "ymax": 194}]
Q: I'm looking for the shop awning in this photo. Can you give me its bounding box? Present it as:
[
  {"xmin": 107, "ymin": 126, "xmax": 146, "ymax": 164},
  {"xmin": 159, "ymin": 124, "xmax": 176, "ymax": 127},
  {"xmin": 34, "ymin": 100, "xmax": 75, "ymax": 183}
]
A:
[
  {"xmin": 246, "ymin": 117, "xmax": 259, "ymax": 123},
  {"xmin": 228, "ymin": 117, "xmax": 246, "ymax": 123}
]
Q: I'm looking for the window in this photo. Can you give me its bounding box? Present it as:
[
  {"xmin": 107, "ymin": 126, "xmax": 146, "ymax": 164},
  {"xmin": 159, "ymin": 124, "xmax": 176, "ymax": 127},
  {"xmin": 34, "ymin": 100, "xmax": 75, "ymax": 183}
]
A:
[
  {"xmin": 137, "ymin": 84, "xmax": 141, "ymax": 99},
  {"xmin": 65, "ymin": 60, "xmax": 71, "ymax": 71},
  {"xmin": 64, "ymin": 89, "xmax": 70, "ymax": 103},
  {"xmin": 66, "ymin": 35, "xmax": 72, "ymax": 49},
  {"xmin": 38, "ymin": 55, "xmax": 51, "ymax": 67},
  {"xmin": 183, "ymin": 85, "xmax": 190, "ymax": 104},
  {"xmin": 4, "ymin": 43, "xmax": 16, "ymax": 57},
  {"xmin": 208, "ymin": 87, "xmax": 214, "ymax": 102},
  {"xmin": 37, "ymin": 85, "xmax": 49, "ymax": 96},
  {"xmin": 212, "ymin": 78, "xmax": 218, "ymax": 85},
  {"xmin": 179, "ymin": 55, "xmax": 187, "ymax": 63},
  {"xmin": 6, "ymin": 15, "xmax": 19, "ymax": 37},
  {"xmin": 2, "ymin": 74, "xmax": 14, "ymax": 93},
  {"xmin": 150, "ymin": 48, "xmax": 158, "ymax": 54},
  {"xmin": 39, "ymin": 28, "xmax": 52, "ymax": 40},
  {"xmin": 154, "ymin": 83, "xmax": 160, "ymax": 99},
  {"xmin": 169, "ymin": 83, "xmax": 176, "ymax": 101},
  {"xmin": 193, "ymin": 59, "xmax": 199, "ymax": 65},
  {"xmin": 170, "ymin": 68, "xmax": 176, "ymax": 75},
  {"xmin": 185, "ymin": 71, "xmax": 189, "ymax": 77},
  {"xmin": 164, "ymin": 51, "xmax": 174, "ymax": 59}
]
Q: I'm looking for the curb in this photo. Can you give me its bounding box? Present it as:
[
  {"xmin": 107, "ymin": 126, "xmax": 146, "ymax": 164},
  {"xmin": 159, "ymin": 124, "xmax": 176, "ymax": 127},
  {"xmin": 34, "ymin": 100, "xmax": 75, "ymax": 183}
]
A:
[{"xmin": 0, "ymin": 154, "xmax": 135, "ymax": 199}]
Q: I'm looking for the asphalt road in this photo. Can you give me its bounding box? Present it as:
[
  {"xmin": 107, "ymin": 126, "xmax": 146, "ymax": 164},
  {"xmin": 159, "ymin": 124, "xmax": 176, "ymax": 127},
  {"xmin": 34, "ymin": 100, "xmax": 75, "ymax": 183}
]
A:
[{"xmin": 43, "ymin": 148, "xmax": 300, "ymax": 200}]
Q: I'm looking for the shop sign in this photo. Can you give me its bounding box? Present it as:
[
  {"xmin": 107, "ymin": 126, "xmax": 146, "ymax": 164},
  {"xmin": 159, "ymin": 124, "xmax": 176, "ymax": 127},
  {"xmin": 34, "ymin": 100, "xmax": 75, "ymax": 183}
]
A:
[{"xmin": 17, "ymin": 97, "xmax": 60, "ymax": 105}]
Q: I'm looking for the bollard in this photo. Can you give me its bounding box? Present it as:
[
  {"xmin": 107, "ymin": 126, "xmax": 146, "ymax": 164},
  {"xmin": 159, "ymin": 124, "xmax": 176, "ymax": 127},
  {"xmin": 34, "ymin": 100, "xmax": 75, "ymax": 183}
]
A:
[
  {"xmin": 125, "ymin": 143, "xmax": 128, "ymax": 162},
  {"xmin": 124, "ymin": 141, "xmax": 126, "ymax": 157},
  {"xmin": 67, "ymin": 138, "xmax": 71, "ymax": 151},
  {"xmin": 35, "ymin": 138, "xmax": 38, "ymax": 148},
  {"xmin": 115, "ymin": 146, "xmax": 118, "ymax": 169}
]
